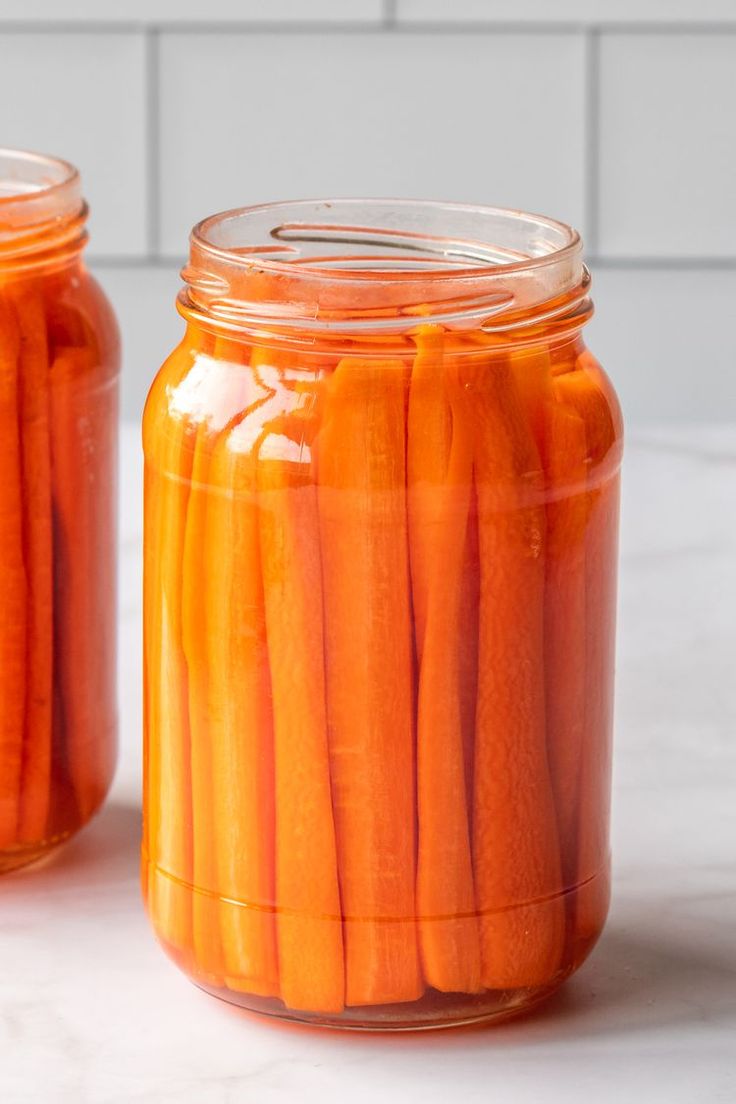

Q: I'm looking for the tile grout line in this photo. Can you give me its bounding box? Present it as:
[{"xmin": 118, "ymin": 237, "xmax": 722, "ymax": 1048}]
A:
[
  {"xmin": 588, "ymin": 256, "xmax": 736, "ymax": 270},
  {"xmin": 1, "ymin": 20, "xmax": 736, "ymax": 34},
  {"xmin": 584, "ymin": 26, "xmax": 600, "ymax": 256},
  {"xmin": 145, "ymin": 27, "xmax": 161, "ymax": 260}
]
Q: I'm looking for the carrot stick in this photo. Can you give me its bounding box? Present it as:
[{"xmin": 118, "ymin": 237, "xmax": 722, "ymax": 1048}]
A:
[
  {"xmin": 43, "ymin": 347, "xmax": 89, "ymax": 842},
  {"xmin": 144, "ymin": 343, "xmax": 200, "ymax": 956},
  {"xmin": 407, "ymin": 326, "xmax": 451, "ymax": 654},
  {"xmin": 203, "ymin": 359, "xmax": 279, "ymax": 999},
  {"xmin": 508, "ymin": 344, "xmax": 590, "ymax": 911},
  {"xmin": 11, "ymin": 289, "xmax": 54, "ymax": 844},
  {"xmin": 0, "ymin": 298, "xmax": 27, "ymax": 849},
  {"xmin": 540, "ymin": 398, "xmax": 588, "ymax": 894},
  {"xmin": 459, "ymin": 488, "xmax": 479, "ymax": 816},
  {"xmin": 549, "ymin": 360, "xmax": 622, "ymax": 943},
  {"xmin": 466, "ymin": 354, "xmax": 566, "ymax": 989},
  {"xmin": 183, "ymin": 422, "xmax": 221, "ymax": 977},
  {"xmin": 257, "ymin": 434, "xmax": 344, "ymax": 1013},
  {"xmin": 408, "ymin": 330, "xmax": 481, "ymax": 993},
  {"xmin": 49, "ymin": 344, "xmax": 116, "ymax": 825},
  {"xmin": 182, "ymin": 367, "xmax": 245, "ymax": 980},
  {"xmin": 317, "ymin": 356, "xmax": 422, "ymax": 1007}
]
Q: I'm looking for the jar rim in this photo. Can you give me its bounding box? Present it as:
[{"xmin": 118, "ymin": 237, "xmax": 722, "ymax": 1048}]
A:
[
  {"xmin": 183, "ymin": 198, "xmax": 586, "ymax": 338},
  {"xmin": 0, "ymin": 147, "xmax": 86, "ymax": 263},
  {"xmin": 192, "ymin": 198, "xmax": 580, "ymax": 279}
]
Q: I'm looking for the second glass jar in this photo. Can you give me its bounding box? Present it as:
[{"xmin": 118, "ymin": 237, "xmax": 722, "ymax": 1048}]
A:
[
  {"xmin": 0, "ymin": 149, "xmax": 119, "ymax": 873},
  {"xmin": 142, "ymin": 199, "xmax": 622, "ymax": 1029}
]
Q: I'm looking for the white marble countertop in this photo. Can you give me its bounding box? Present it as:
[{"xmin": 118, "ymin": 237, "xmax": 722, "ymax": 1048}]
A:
[{"xmin": 1, "ymin": 423, "xmax": 734, "ymax": 1103}]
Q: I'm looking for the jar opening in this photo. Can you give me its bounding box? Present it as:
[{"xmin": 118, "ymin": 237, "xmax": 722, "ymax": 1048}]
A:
[
  {"xmin": 0, "ymin": 148, "xmax": 87, "ymax": 265},
  {"xmin": 181, "ymin": 199, "xmax": 587, "ymax": 341}
]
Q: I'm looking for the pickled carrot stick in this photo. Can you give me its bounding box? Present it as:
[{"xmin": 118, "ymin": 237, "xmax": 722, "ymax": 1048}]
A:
[
  {"xmin": 86, "ymin": 343, "xmax": 118, "ymax": 814},
  {"xmin": 143, "ymin": 344, "xmax": 200, "ymax": 955},
  {"xmin": 44, "ymin": 346, "xmax": 93, "ymax": 842},
  {"xmin": 551, "ymin": 361, "xmax": 622, "ymax": 942},
  {"xmin": 466, "ymin": 355, "xmax": 566, "ymax": 989},
  {"xmin": 49, "ymin": 345, "xmax": 115, "ymax": 824},
  {"xmin": 508, "ymin": 344, "xmax": 590, "ymax": 901},
  {"xmin": 12, "ymin": 289, "xmax": 54, "ymax": 843},
  {"xmin": 317, "ymin": 357, "xmax": 422, "ymax": 1007},
  {"xmin": 408, "ymin": 331, "xmax": 481, "ymax": 993},
  {"xmin": 509, "ymin": 344, "xmax": 554, "ymax": 454},
  {"xmin": 0, "ymin": 299, "xmax": 27, "ymax": 848},
  {"xmin": 205, "ymin": 421, "xmax": 278, "ymax": 998},
  {"xmin": 540, "ymin": 398, "xmax": 588, "ymax": 892},
  {"xmin": 577, "ymin": 478, "xmax": 619, "ymax": 942},
  {"xmin": 459, "ymin": 489, "xmax": 480, "ymax": 814},
  {"xmin": 183, "ymin": 428, "xmax": 227, "ymax": 980},
  {"xmin": 43, "ymin": 298, "xmax": 88, "ymax": 353},
  {"xmin": 407, "ymin": 326, "xmax": 451, "ymax": 654},
  {"xmin": 257, "ymin": 443, "xmax": 345, "ymax": 1014},
  {"xmin": 182, "ymin": 341, "xmax": 252, "ymax": 980}
]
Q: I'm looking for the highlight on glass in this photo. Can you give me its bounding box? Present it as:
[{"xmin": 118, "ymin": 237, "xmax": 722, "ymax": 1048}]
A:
[
  {"xmin": 142, "ymin": 199, "xmax": 622, "ymax": 1029},
  {"xmin": 0, "ymin": 149, "xmax": 119, "ymax": 873}
]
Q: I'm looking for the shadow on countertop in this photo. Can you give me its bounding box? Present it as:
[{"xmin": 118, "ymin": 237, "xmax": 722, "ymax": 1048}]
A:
[{"xmin": 0, "ymin": 800, "xmax": 141, "ymax": 897}]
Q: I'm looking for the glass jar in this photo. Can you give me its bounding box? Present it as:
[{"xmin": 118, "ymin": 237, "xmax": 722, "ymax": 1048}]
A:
[
  {"xmin": 0, "ymin": 149, "xmax": 119, "ymax": 873},
  {"xmin": 142, "ymin": 199, "xmax": 622, "ymax": 1030}
]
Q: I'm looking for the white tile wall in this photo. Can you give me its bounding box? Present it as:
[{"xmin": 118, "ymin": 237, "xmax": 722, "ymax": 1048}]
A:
[
  {"xmin": 0, "ymin": 32, "xmax": 147, "ymax": 257},
  {"xmin": 396, "ymin": 1, "xmax": 736, "ymax": 24},
  {"xmin": 0, "ymin": 0, "xmax": 384, "ymax": 22},
  {"xmin": 587, "ymin": 266, "xmax": 736, "ymax": 422},
  {"xmin": 91, "ymin": 264, "xmax": 183, "ymax": 418},
  {"xmin": 3, "ymin": 9, "xmax": 736, "ymax": 420},
  {"xmin": 158, "ymin": 30, "xmax": 586, "ymax": 257},
  {"xmin": 599, "ymin": 33, "xmax": 736, "ymax": 258}
]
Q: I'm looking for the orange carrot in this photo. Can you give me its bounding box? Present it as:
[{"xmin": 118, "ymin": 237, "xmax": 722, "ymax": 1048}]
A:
[
  {"xmin": 540, "ymin": 397, "xmax": 588, "ymax": 893},
  {"xmin": 317, "ymin": 356, "xmax": 422, "ymax": 1007},
  {"xmin": 459, "ymin": 488, "xmax": 479, "ymax": 815},
  {"xmin": 550, "ymin": 360, "xmax": 622, "ymax": 943},
  {"xmin": 408, "ymin": 330, "xmax": 481, "ymax": 993},
  {"xmin": 43, "ymin": 348, "xmax": 90, "ymax": 844},
  {"xmin": 203, "ymin": 356, "xmax": 279, "ymax": 999},
  {"xmin": 49, "ymin": 344, "xmax": 116, "ymax": 824},
  {"xmin": 407, "ymin": 326, "xmax": 451, "ymax": 653},
  {"xmin": 507, "ymin": 344, "xmax": 591, "ymax": 910},
  {"xmin": 183, "ymin": 420, "xmax": 223, "ymax": 979},
  {"xmin": 257, "ymin": 434, "xmax": 344, "ymax": 1013},
  {"xmin": 143, "ymin": 340, "xmax": 201, "ymax": 956},
  {"xmin": 12, "ymin": 288, "xmax": 54, "ymax": 844},
  {"xmin": 509, "ymin": 344, "xmax": 554, "ymax": 453},
  {"xmin": 466, "ymin": 353, "xmax": 566, "ymax": 989},
  {"xmin": 0, "ymin": 297, "xmax": 27, "ymax": 849}
]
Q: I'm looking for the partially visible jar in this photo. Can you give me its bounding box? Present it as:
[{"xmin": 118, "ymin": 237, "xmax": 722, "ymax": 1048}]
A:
[
  {"xmin": 143, "ymin": 199, "xmax": 622, "ymax": 1029},
  {"xmin": 0, "ymin": 149, "xmax": 119, "ymax": 873}
]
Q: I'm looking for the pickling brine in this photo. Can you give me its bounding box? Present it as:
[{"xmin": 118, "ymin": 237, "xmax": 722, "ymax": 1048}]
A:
[{"xmin": 142, "ymin": 200, "xmax": 622, "ymax": 1029}]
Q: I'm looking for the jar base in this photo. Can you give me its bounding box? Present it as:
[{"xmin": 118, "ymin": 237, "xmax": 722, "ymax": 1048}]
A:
[
  {"xmin": 0, "ymin": 751, "xmax": 117, "ymax": 876},
  {"xmin": 0, "ymin": 831, "xmax": 74, "ymax": 874},
  {"xmin": 146, "ymin": 863, "xmax": 610, "ymax": 1032},
  {"xmin": 192, "ymin": 975, "xmax": 567, "ymax": 1031}
]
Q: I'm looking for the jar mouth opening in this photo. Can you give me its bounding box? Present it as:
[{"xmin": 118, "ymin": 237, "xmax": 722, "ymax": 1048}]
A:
[
  {"xmin": 0, "ymin": 147, "xmax": 86, "ymax": 263},
  {"xmin": 0, "ymin": 147, "xmax": 79, "ymax": 203},
  {"xmin": 192, "ymin": 198, "xmax": 580, "ymax": 279},
  {"xmin": 183, "ymin": 198, "xmax": 585, "ymax": 338}
]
